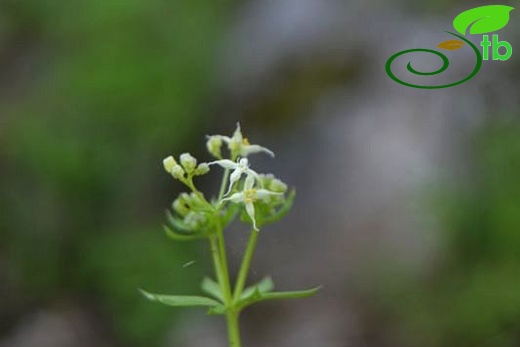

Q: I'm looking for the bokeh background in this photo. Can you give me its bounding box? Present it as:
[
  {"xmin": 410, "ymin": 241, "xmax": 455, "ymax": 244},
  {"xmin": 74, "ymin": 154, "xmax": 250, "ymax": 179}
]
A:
[{"xmin": 2, "ymin": 1, "xmax": 520, "ymax": 346}]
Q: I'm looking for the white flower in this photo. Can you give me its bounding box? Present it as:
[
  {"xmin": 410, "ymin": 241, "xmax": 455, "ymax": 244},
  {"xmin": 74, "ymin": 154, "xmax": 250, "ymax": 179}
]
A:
[
  {"xmin": 221, "ymin": 175, "xmax": 282, "ymax": 231},
  {"xmin": 208, "ymin": 123, "xmax": 275, "ymax": 158},
  {"xmin": 209, "ymin": 157, "xmax": 260, "ymax": 196}
]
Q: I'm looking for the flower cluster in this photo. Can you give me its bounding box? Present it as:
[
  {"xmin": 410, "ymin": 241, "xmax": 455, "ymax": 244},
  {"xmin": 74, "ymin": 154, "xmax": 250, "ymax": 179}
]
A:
[{"xmin": 162, "ymin": 123, "xmax": 293, "ymax": 234}]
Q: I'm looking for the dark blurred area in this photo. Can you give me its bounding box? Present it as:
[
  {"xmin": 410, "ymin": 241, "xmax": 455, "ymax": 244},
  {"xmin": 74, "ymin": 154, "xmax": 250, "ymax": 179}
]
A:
[{"xmin": 2, "ymin": 1, "xmax": 520, "ymax": 347}]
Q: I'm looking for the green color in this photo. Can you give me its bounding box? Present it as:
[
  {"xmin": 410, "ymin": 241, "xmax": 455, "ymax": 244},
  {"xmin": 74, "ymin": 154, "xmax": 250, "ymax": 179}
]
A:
[
  {"xmin": 385, "ymin": 31, "xmax": 482, "ymax": 89},
  {"xmin": 453, "ymin": 5, "xmax": 514, "ymax": 35}
]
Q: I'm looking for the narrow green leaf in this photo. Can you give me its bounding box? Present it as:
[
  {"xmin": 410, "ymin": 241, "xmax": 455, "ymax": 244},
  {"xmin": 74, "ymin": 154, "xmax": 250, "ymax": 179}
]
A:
[
  {"xmin": 201, "ymin": 277, "xmax": 225, "ymax": 302},
  {"xmin": 237, "ymin": 286, "xmax": 321, "ymax": 310},
  {"xmin": 164, "ymin": 225, "xmax": 205, "ymax": 241},
  {"xmin": 139, "ymin": 289, "xmax": 220, "ymax": 307},
  {"xmin": 207, "ymin": 304, "xmax": 227, "ymax": 315},
  {"xmin": 260, "ymin": 287, "xmax": 321, "ymax": 301},
  {"xmin": 453, "ymin": 5, "xmax": 514, "ymax": 35},
  {"xmin": 240, "ymin": 276, "xmax": 275, "ymax": 300},
  {"xmin": 165, "ymin": 210, "xmax": 193, "ymax": 233}
]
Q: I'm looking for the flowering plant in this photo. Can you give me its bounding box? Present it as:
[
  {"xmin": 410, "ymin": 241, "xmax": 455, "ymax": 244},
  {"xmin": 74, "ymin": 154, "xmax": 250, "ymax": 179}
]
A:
[{"xmin": 140, "ymin": 124, "xmax": 319, "ymax": 347}]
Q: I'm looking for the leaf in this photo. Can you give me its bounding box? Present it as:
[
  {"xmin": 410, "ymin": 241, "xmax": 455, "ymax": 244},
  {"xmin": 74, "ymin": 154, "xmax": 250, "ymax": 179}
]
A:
[
  {"xmin": 437, "ymin": 39, "xmax": 464, "ymax": 50},
  {"xmin": 164, "ymin": 225, "xmax": 205, "ymax": 241},
  {"xmin": 201, "ymin": 277, "xmax": 224, "ymax": 302},
  {"xmin": 139, "ymin": 289, "xmax": 220, "ymax": 307},
  {"xmin": 165, "ymin": 210, "xmax": 192, "ymax": 233},
  {"xmin": 236, "ymin": 286, "xmax": 321, "ymax": 310},
  {"xmin": 207, "ymin": 304, "xmax": 227, "ymax": 315},
  {"xmin": 453, "ymin": 5, "xmax": 514, "ymax": 35},
  {"xmin": 240, "ymin": 276, "xmax": 275, "ymax": 300}
]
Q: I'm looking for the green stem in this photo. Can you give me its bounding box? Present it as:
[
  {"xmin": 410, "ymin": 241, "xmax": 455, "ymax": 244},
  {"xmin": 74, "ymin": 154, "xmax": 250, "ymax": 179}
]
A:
[
  {"xmin": 233, "ymin": 229, "xmax": 258, "ymax": 301},
  {"xmin": 218, "ymin": 168, "xmax": 230, "ymax": 201},
  {"xmin": 225, "ymin": 311, "xmax": 242, "ymax": 347},
  {"xmin": 209, "ymin": 236, "xmax": 225, "ymax": 291},
  {"xmin": 210, "ymin": 221, "xmax": 241, "ymax": 347}
]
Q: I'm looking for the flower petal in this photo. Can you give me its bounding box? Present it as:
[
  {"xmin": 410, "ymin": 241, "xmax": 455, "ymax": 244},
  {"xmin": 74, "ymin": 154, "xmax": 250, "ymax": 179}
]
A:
[
  {"xmin": 208, "ymin": 159, "xmax": 237, "ymax": 170},
  {"xmin": 244, "ymin": 174, "xmax": 255, "ymax": 190},
  {"xmin": 242, "ymin": 144, "xmax": 275, "ymax": 158},
  {"xmin": 245, "ymin": 201, "xmax": 259, "ymax": 231},
  {"xmin": 221, "ymin": 192, "xmax": 245, "ymax": 204},
  {"xmin": 256, "ymin": 189, "xmax": 283, "ymax": 201}
]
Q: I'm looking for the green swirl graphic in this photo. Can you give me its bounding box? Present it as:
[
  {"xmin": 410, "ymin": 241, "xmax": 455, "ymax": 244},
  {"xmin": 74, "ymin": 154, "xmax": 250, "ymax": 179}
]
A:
[{"xmin": 385, "ymin": 31, "xmax": 482, "ymax": 89}]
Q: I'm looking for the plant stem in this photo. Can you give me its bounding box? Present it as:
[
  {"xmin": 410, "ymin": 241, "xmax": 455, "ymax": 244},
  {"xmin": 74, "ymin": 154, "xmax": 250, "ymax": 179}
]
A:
[
  {"xmin": 225, "ymin": 311, "xmax": 242, "ymax": 347},
  {"xmin": 233, "ymin": 229, "xmax": 258, "ymax": 301},
  {"xmin": 218, "ymin": 168, "xmax": 230, "ymax": 201},
  {"xmin": 211, "ymin": 221, "xmax": 242, "ymax": 347}
]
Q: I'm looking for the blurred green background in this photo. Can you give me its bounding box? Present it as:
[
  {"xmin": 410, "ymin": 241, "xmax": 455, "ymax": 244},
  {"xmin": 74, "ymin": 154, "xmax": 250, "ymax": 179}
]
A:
[{"xmin": 2, "ymin": 1, "xmax": 520, "ymax": 347}]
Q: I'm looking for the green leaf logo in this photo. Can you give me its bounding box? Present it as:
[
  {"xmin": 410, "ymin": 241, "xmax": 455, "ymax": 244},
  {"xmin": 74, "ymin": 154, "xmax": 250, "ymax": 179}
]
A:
[{"xmin": 453, "ymin": 5, "xmax": 514, "ymax": 35}]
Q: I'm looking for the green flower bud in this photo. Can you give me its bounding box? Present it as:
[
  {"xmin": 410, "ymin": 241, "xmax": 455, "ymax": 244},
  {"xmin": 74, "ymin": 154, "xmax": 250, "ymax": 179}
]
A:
[
  {"xmin": 180, "ymin": 153, "xmax": 197, "ymax": 173},
  {"xmin": 194, "ymin": 163, "xmax": 210, "ymax": 176},
  {"xmin": 184, "ymin": 211, "xmax": 207, "ymax": 230},
  {"xmin": 173, "ymin": 198, "xmax": 190, "ymax": 216},
  {"xmin": 163, "ymin": 156, "xmax": 177, "ymax": 173},
  {"xmin": 269, "ymin": 178, "xmax": 287, "ymax": 193},
  {"xmin": 171, "ymin": 164, "xmax": 185, "ymax": 180},
  {"xmin": 206, "ymin": 136, "xmax": 223, "ymax": 158}
]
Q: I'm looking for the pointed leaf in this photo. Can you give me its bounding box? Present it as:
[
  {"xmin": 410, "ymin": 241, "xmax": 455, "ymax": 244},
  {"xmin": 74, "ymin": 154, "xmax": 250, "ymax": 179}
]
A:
[
  {"xmin": 240, "ymin": 276, "xmax": 275, "ymax": 300},
  {"xmin": 453, "ymin": 5, "xmax": 514, "ymax": 35},
  {"xmin": 164, "ymin": 225, "xmax": 205, "ymax": 241},
  {"xmin": 201, "ymin": 277, "xmax": 224, "ymax": 302},
  {"xmin": 437, "ymin": 39, "xmax": 464, "ymax": 50},
  {"xmin": 166, "ymin": 210, "xmax": 192, "ymax": 233},
  {"xmin": 237, "ymin": 286, "xmax": 321, "ymax": 310},
  {"xmin": 139, "ymin": 289, "xmax": 220, "ymax": 307},
  {"xmin": 207, "ymin": 304, "xmax": 227, "ymax": 315}
]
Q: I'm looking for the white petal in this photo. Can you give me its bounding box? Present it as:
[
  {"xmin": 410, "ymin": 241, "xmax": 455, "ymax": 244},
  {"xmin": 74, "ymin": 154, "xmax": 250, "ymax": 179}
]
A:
[
  {"xmin": 221, "ymin": 192, "xmax": 245, "ymax": 204},
  {"xmin": 242, "ymin": 144, "xmax": 275, "ymax": 158},
  {"xmin": 256, "ymin": 189, "xmax": 283, "ymax": 201},
  {"xmin": 208, "ymin": 159, "xmax": 237, "ymax": 170},
  {"xmin": 224, "ymin": 168, "xmax": 243, "ymax": 196},
  {"xmin": 245, "ymin": 201, "xmax": 259, "ymax": 231},
  {"xmin": 244, "ymin": 174, "xmax": 255, "ymax": 190},
  {"xmin": 244, "ymin": 168, "xmax": 260, "ymax": 179}
]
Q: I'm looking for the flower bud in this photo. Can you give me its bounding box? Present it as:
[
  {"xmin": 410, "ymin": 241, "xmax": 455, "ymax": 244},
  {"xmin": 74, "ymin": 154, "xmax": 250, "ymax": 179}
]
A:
[
  {"xmin": 162, "ymin": 156, "xmax": 177, "ymax": 173},
  {"xmin": 206, "ymin": 136, "xmax": 223, "ymax": 158},
  {"xmin": 269, "ymin": 178, "xmax": 287, "ymax": 193},
  {"xmin": 171, "ymin": 164, "xmax": 185, "ymax": 180},
  {"xmin": 173, "ymin": 198, "xmax": 190, "ymax": 216},
  {"xmin": 180, "ymin": 153, "xmax": 197, "ymax": 173},
  {"xmin": 194, "ymin": 163, "xmax": 210, "ymax": 176}
]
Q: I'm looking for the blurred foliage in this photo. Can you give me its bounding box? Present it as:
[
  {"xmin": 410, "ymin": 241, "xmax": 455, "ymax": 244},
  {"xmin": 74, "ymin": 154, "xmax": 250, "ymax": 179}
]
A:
[
  {"xmin": 372, "ymin": 121, "xmax": 520, "ymax": 347},
  {"xmin": 0, "ymin": 0, "xmax": 232, "ymax": 345}
]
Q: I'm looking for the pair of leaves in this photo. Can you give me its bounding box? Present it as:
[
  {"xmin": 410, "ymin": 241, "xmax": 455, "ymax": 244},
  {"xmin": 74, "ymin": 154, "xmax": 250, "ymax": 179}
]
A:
[{"xmin": 140, "ymin": 276, "xmax": 319, "ymax": 315}]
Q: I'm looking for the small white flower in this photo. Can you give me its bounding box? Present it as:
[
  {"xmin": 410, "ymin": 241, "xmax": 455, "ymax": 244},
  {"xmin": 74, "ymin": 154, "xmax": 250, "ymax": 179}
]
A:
[
  {"xmin": 221, "ymin": 175, "xmax": 282, "ymax": 231},
  {"xmin": 209, "ymin": 157, "xmax": 260, "ymax": 196},
  {"xmin": 208, "ymin": 123, "xmax": 275, "ymax": 158}
]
